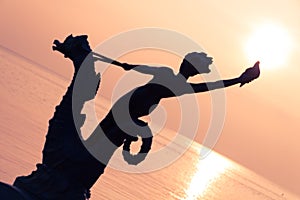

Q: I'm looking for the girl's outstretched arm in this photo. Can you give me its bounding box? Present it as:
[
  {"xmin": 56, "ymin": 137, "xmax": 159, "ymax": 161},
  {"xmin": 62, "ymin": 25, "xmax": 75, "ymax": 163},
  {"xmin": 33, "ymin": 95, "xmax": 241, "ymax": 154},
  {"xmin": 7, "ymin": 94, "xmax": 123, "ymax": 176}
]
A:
[{"xmin": 190, "ymin": 61, "xmax": 260, "ymax": 93}]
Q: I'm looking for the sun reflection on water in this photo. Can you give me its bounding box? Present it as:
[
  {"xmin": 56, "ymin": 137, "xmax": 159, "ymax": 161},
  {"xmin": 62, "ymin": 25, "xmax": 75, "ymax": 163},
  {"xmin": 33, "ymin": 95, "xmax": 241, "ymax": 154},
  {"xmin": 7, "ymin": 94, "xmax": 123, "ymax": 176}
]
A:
[{"xmin": 183, "ymin": 149, "xmax": 232, "ymax": 200}]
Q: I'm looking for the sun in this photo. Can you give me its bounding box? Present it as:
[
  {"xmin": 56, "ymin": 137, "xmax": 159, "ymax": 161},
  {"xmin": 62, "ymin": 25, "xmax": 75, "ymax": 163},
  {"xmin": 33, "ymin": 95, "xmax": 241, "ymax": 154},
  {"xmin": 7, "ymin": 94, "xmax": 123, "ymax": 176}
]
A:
[{"xmin": 245, "ymin": 23, "xmax": 292, "ymax": 69}]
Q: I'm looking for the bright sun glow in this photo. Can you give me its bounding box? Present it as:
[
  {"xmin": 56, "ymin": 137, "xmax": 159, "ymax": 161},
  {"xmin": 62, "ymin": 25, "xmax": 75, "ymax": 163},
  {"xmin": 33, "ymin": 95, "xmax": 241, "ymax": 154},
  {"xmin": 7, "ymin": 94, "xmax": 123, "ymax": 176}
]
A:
[{"xmin": 245, "ymin": 23, "xmax": 292, "ymax": 69}]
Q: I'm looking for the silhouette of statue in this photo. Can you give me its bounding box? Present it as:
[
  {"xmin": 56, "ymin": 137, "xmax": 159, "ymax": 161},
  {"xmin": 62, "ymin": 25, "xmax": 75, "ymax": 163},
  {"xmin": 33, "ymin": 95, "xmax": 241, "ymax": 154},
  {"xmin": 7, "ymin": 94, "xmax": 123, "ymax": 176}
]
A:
[
  {"xmin": 5, "ymin": 35, "xmax": 140, "ymax": 200},
  {"xmin": 85, "ymin": 52, "xmax": 260, "ymax": 163},
  {"xmin": 0, "ymin": 34, "xmax": 260, "ymax": 200}
]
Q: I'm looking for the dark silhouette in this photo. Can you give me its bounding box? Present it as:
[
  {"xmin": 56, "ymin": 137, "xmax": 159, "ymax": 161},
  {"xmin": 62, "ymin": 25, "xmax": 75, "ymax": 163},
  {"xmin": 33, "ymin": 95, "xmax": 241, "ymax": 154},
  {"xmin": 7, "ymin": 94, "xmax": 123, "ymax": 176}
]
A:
[
  {"xmin": 0, "ymin": 35, "xmax": 137, "ymax": 200},
  {"xmin": 80, "ymin": 49, "xmax": 260, "ymax": 198},
  {"xmin": 10, "ymin": 35, "xmax": 104, "ymax": 199},
  {"xmin": 0, "ymin": 34, "xmax": 260, "ymax": 200}
]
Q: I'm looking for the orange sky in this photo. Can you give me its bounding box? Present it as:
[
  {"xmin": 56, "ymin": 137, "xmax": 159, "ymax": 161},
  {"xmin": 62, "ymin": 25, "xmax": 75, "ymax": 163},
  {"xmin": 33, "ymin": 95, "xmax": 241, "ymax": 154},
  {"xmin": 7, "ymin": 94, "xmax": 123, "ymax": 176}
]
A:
[{"xmin": 1, "ymin": 0, "xmax": 300, "ymax": 196}]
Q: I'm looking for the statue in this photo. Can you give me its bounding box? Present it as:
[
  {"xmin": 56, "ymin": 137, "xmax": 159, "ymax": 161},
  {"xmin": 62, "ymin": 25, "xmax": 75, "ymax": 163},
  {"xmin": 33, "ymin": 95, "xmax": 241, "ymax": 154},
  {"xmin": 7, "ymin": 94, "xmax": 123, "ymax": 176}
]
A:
[{"xmin": 0, "ymin": 34, "xmax": 260, "ymax": 200}]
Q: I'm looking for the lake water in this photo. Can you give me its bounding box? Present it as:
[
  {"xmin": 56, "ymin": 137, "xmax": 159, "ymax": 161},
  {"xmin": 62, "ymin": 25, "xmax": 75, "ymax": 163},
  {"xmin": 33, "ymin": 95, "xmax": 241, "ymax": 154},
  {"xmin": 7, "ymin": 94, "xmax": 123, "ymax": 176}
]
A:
[{"xmin": 0, "ymin": 46, "xmax": 298, "ymax": 199}]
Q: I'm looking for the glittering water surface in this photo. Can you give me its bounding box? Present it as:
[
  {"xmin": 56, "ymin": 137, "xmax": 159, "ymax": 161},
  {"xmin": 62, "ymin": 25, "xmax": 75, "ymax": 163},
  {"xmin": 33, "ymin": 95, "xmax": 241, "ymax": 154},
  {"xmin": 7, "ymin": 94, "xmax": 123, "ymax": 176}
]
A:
[{"xmin": 93, "ymin": 142, "xmax": 290, "ymax": 200}]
